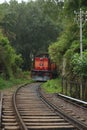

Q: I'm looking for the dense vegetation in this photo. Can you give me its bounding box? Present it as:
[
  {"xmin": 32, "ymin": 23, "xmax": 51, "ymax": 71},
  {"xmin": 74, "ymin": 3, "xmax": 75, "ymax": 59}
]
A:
[
  {"xmin": 42, "ymin": 78, "xmax": 62, "ymax": 93},
  {"xmin": 49, "ymin": 0, "xmax": 87, "ymax": 81},
  {"xmin": 0, "ymin": 0, "xmax": 63, "ymax": 70},
  {"xmin": 0, "ymin": 0, "xmax": 87, "ymax": 98},
  {"xmin": 0, "ymin": 0, "xmax": 63, "ymax": 81},
  {"xmin": 0, "ymin": 71, "xmax": 32, "ymax": 89},
  {"xmin": 47, "ymin": 0, "xmax": 87, "ymax": 100},
  {"xmin": 0, "ymin": 32, "xmax": 23, "ymax": 79}
]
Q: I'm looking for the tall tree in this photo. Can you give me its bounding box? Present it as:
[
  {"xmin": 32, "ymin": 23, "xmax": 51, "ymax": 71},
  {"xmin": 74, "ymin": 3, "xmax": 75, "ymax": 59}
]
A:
[
  {"xmin": 1, "ymin": 0, "xmax": 63, "ymax": 70},
  {"xmin": 0, "ymin": 32, "xmax": 23, "ymax": 79},
  {"xmin": 49, "ymin": 0, "xmax": 87, "ymax": 79}
]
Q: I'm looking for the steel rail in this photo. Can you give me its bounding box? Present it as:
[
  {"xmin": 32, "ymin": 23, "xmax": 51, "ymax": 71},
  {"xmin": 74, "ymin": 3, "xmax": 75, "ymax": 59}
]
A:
[
  {"xmin": 58, "ymin": 93, "xmax": 87, "ymax": 105},
  {"xmin": 0, "ymin": 93, "xmax": 3, "ymax": 129},
  {"xmin": 56, "ymin": 93, "xmax": 87, "ymax": 114},
  {"xmin": 38, "ymin": 86, "xmax": 87, "ymax": 130},
  {"xmin": 13, "ymin": 84, "xmax": 28, "ymax": 130}
]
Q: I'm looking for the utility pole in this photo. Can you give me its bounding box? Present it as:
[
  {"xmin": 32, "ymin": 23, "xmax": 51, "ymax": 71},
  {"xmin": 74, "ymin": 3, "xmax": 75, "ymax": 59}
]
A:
[
  {"xmin": 80, "ymin": 8, "xmax": 83, "ymax": 59},
  {"xmin": 74, "ymin": 8, "xmax": 87, "ymax": 99}
]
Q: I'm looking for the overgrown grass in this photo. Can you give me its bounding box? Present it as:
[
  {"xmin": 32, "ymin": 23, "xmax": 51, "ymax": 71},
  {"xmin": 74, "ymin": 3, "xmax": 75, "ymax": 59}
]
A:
[
  {"xmin": 0, "ymin": 71, "xmax": 33, "ymax": 90},
  {"xmin": 42, "ymin": 78, "xmax": 62, "ymax": 93}
]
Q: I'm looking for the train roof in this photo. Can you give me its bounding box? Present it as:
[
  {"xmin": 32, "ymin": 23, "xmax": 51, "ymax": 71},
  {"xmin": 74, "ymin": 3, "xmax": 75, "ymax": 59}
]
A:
[{"xmin": 35, "ymin": 53, "xmax": 49, "ymax": 58}]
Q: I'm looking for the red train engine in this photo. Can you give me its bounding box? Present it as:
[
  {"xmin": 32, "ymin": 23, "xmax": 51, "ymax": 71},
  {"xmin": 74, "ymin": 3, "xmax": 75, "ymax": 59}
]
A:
[{"xmin": 31, "ymin": 53, "xmax": 57, "ymax": 81}]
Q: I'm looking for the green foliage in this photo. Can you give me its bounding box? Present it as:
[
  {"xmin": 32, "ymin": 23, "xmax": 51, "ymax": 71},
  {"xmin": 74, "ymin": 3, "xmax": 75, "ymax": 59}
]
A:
[
  {"xmin": 49, "ymin": 0, "xmax": 87, "ymax": 80},
  {"xmin": 64, "ymin": 0, "xmax": 80, "ymax": 15},
  {"xmin": 80, "ymin": 0, "xmax": 87, "ymax": 7},
  {"xmin": 0, "ymin": 32, "xmax": 23, "ymax": 79},
  {"xmin": 47, "ymin": 0, "xmax": 87, "ymax": 100},
  {"xmin": 48, "ymin": 25, "xmax": 76, "ymax": 73},
  {"xmin": 0, "ymin": 0, "xmax": 63, "ymax": 70},
  {"xmin": 0, "ymin": 71, "xmax": 32, "ymax": 89},
  {"xmin": 42, "ymin": 78, "xmax": 62, "ymax": 93},
  {"xmin": 71, "ymin": 53, "xmax": 81, "ymax": 75},
  {"xmin": 71, "ymin": 51, "xmax": 87, "ymax": 78},
  {"xmin": 0, "ymin": 2, "xmax": 9, "ymax": 21}
]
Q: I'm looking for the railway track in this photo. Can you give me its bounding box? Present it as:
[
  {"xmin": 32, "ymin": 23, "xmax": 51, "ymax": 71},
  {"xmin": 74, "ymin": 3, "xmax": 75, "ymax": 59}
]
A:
[
  {"xmin": 14, "ymin": 83, "xmax": 75, "ymax": 130},
  {"xmin": 1, "ymin": 83, "xmax": 87, "ymax": 129},
  {"xmin": 40, "ymin": 89, "xmax": 87, "ymax": 130},
  {"xmin": 2, "ymin": 91, "xmax": 20, "ymax": 129}
]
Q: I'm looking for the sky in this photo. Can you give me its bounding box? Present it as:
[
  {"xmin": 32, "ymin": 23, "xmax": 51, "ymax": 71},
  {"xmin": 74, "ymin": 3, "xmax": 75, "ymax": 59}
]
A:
[
  {"xmin": 0, "ymin": 0, "xmax": 63, "ymax": 4},
  {"xmin": 0, "ymin": 0, "xmax": 32, "ymax": 4}
]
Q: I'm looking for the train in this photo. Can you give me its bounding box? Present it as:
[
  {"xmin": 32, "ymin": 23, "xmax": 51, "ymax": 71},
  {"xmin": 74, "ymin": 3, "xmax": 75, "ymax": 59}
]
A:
[{"xmin": 31, "ymin": 53, "xmax": 57, "ymax": 81}]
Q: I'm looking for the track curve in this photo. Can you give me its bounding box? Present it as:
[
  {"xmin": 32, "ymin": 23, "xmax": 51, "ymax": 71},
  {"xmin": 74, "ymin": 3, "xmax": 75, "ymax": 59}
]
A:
[{"xmin": 14, "ymin": 83, "xmax": 75, "ymax": 130}]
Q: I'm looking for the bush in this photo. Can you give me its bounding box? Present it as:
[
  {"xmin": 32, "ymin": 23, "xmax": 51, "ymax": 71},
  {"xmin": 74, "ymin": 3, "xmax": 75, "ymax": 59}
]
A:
[
  {"xmin": 42, "ymin": 78, "xmax": 62, "ymax": 93},
  {"xmin": 0, "ymin": 32, "xmax": 23, "ymax": 79}
]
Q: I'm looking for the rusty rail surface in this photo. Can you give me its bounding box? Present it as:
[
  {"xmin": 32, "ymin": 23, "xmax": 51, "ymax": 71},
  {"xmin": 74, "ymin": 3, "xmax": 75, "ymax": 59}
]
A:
[{"xmin": 0, "ymin": 93, "xmax": 3, "ymax": 129}]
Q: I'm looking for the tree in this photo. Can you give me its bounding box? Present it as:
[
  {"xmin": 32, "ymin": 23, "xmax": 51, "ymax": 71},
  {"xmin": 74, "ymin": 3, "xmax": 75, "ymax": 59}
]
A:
[
  {"xmin": 71, "ymin": 51, "xmax": 87, "ymax": 78},
  {"xmin": 49, "ymin": 0, "xmax": 87, "ymax": 78},
  {"xmin": 0, "ymin": 32, "xmax": 23, "ymax": 79},
  {"xmin": 1, "ymin": 0, "xmax": 62, "ymax": 70}
]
